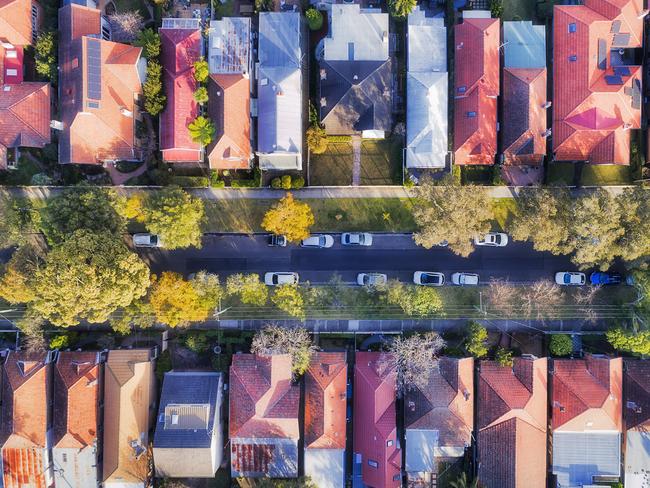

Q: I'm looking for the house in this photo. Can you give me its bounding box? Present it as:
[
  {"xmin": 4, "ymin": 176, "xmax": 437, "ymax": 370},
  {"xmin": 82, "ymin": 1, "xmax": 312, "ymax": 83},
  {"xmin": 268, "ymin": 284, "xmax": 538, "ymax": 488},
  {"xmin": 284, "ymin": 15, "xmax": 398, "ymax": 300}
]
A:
[
  {"xmin": 102, "ymin": 349, "xmax": 156, "ymax": 488},
  {"xmin": 406, "ymin": 8, "xmax": 447, "ymax": 169},
  {"xmin": 304, "ymin": 352, "xmax": 347, "ymax": 488},
  {"xmin": 551, "ymin": 355, "xmax": 623, "ymax": 487},
  {"xmin": 477, "ymin": 356, "xmax": 547, "ymax": 488},
  {"xmin": 0, "ymin": 351, "xmax": 53, "ymax": 488},
  {"xmin": 624, "ymin": 359, "xmax": 650, "ymax": 488},
  {"xmin": 319, "ymin": 4, "xmax": 392, "ymax": 137},
  {"xmin": 229, "ymin": 353, "xmax": 300, "ymax": 478},
  {"xmin": 58, "ymin": 3, "xmax": 145, "ymax": 165},
  {"xmin": 501, "ymin": 21, "xmax": 547, "ymax": 166},
  {"xmin": 153, "ymin": 371, "xmax": 224, "ymax": 478},
  {"xmin": 52, "ymin": 351, "xmax": 101, "ymax": 488},
  {"xmin": 257, "ymin": 12, "xmax": 303, "ymax": 171},
  {"xmin": 552, "ymin": 0, "xmax": 644, "ymax": 165},
  {"xmin": 207, "ymin": 17, "xmax": 252, "ymax": 170},
  {"xmin": 0, "ymin": 0, "xmax": 50, "ymax": 170},
  {"xmin": 404, "ymin": 357, "xmax": 473, "ymax": 485},
  {"xmin": 159, "ymin": 18, "xmax": 203, "ymax": 163},
  {"xmin": 353, "ymin": 351, "xmax": 401, "ymax": 488},
  {"xmin": 453, "ymin": 11, "xmax": 499, "ymax": 166}
]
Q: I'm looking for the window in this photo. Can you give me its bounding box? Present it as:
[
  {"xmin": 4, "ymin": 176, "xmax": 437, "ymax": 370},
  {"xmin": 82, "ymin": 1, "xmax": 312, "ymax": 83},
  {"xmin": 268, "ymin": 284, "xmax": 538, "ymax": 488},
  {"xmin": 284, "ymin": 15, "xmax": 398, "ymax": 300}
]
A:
[
  {"xmin": 368, "ymin": 460, "xmax": 379, "ymax": 468},
  {"xmin": 568, "ymin": 55, "xmax": 577, "ymax": 62},
  {"xmin": 62, "ymin": 453, "xmax": 67, "ymax": 463},
  {"xmin": 387, "ymin": 440, "xmax": 394, "ymax": 447},
  {"xmin": 568, "ymin": 23, "xmax": 576, "ymax": 33},
  {"xmin": 87, "ymin": 101, "xmax": 100, "ymax": 109},
  {"xmin": 466, "ymin": 111, "xmax": 477, "ymax": 118},
  {"xmin": 457, "ymin": 86, "xmax": 466, "ymax": 94},
  {"xmin": 6, "ymin": 69, "xmax": 17, "ymax": 76}
]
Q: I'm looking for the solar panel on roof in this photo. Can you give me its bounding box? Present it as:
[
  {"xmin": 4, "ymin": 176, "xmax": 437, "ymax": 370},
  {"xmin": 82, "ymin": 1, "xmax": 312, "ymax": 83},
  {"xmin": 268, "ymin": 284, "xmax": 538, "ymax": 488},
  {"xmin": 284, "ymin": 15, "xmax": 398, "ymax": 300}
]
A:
[
  {"xmin": 597, "ymin": 39, "xmax": 607, "ymax": 70},
  {"xmin": 86, "ymin": 38, "xmax": 102, "ymax": 101},
  {"xmin": 611, "ymin": 20, "xmax": 621, "ymax": 33},
  {"xmin": 604, "ymin": 75, "xmax": 624, "ymax": 85}
]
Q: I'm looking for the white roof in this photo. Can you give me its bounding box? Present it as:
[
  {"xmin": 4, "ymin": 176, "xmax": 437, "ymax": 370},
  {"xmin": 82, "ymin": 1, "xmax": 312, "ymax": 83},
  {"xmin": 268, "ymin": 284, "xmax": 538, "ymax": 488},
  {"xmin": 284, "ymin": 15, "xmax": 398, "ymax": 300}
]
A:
[
  {"xmin": 208, "ymin": 17, "xmax": 251, "ymax": 75},
  {"xmin": 462, "ymin": 9, "xmax": 492, "ymax": 18},
  {"xmin": 552, "ymin": 431, "xmax": 621, "ymax": 487},
  {"xmin": 625, "ymin": 431, "xmax": 650, "ymax": 488},
  {"xmin": 304, "ymin": 448, "xmax": 345, "ymax": 488},
  {"xmin": 324, "ymin": 4, "xmax": 389, "ymax": 62},
  {"xmin": 405, "ymin": 429, "xmax": 465, "ymax": 474},
  {"xmin": 407, "ymin": 7, "xmax": 446, "ymax": 72},
  {"xmin": 503, "ymin": 21, "xmax": 546, "ymax": 69}
]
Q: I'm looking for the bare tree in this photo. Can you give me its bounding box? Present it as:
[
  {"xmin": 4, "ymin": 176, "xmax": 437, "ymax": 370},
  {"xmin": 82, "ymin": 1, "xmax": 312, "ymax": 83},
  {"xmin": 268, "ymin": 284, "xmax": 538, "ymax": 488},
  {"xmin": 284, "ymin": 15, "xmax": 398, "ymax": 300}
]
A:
[
  {"xmin": 251, "ymin": 325, "xmax": 319, "ymax": 378},
  {"xmin": 484, "ymin": 279, "xmax": 518, "ymax": 316},
  {"xmin": 520, "ymin": 280, "xmax": 565, "ymax": 320},
  {"xmin": 108, "ymin": 11, "xmax": 145, "ymax": 43},
  {"xmin": 378, "ymin": 332, "xmax": 446, "ymax": 395},
  {"xmin": 574, "ymin": 285, "xmax": 601, "ymax": 323}
]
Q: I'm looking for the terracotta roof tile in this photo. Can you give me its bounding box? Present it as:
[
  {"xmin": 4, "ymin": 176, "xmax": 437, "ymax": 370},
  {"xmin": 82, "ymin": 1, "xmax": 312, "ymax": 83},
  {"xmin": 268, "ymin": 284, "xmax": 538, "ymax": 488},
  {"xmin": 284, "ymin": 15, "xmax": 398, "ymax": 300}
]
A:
[
  {"xmin": 0, "ymin": 0, "xmax": 39, "ymax": 46},
  {"xmin": 624, "ymin": 359, "xmax": 650, "ymax": 431},
  {"xmin": 0, "ymin": 82, "xmax": 50, "ymax": 150}
]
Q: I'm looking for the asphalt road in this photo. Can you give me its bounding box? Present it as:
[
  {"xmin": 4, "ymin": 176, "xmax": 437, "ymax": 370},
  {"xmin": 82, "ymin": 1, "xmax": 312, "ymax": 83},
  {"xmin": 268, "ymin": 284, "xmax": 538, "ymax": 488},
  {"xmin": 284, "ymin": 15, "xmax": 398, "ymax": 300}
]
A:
[{"xmin": 137, "ymin": 233, "xmax": 580, "ymax": 285}]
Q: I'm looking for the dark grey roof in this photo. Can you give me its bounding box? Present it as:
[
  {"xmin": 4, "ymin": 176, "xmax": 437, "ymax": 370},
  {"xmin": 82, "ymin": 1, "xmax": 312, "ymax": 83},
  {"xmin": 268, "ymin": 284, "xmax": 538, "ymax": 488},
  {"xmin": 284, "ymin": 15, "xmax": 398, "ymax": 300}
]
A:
[{"xmin": 153, "ymin": 371, "xmax": 223, "ymax": 449}]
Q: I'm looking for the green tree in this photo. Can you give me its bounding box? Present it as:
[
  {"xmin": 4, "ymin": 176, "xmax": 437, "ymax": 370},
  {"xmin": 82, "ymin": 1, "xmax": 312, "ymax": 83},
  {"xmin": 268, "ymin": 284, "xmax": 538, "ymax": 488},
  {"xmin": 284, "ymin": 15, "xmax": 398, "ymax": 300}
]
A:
[
  {"xmin": 31, "ymin": 230, "xmax": 150, "ymax": 326},
  {"xmin": 143, "ymin": 60, "xmax": 166, "ymax": 115},
  {"xmin": 34, "ymin": 31, "xmax": 57, "ymax": 82},
  {"xmin": 0, "ymin": 198, "xmax": 39, "ymax": 248},
  {"xmin": 140, "ymin": 187, "xmax": 205, "ymax": 249},
  {"xmin": 109, "ymin": 298, "xmax": 155, "ymax": 334},
  {"xmin": 190, "ymin": 271, "xmax": 224, "ymax": 316},
  {"xmin": 193, "ymin": 86, "xmax": 209, "ymax": 105},
  {"xmin": 251, "ymin": 325, "xmax": 318, "ymax": 378},
  {"xmin": 226, "ymin": 273, "xmax": 268, "ymax": 306},
  {"xmin": 616, "ymin": 187, "xmax": 650, "ymax": 263},
  {"xmin": 449, "ymin": 473, "xmax": 479, "ymax": 488},
  {"xmin": 193, "ymin": 58, "xmax": 209, "ymax": 83},
  {"xmin": 262, "ymin": 192, "xmax": 314, "ymax": 243},
  {"xmin": 39, "ymin": 187, "xmax": 125, "ymax": 245},
  {"xmin": 549, "ymin": 334, "xmax": 573, "ymax": 357},
  {"xmin": 306, "ymin": 125, "xmax": 327, "ymax": 154},
  {"xmin": 606, "ymin": 327, "xmax": 650, "ymax": 356},
  {"xmin": 272, "ymin": 284, "xmax": 305, "ymax": 320},
  {"xmin": 386, "ymin": 281, "xmax": 444, "ymax": 317},
  {"xmin": 188, "ymin": 116, "xmax": 216, "ymax": 145},
  {"xmin": 465, "ymin": 321, "xmax": 488, "ymax": 358},
  {"xmin": 631, "ymin": 269, "xmax": 650, "ymax": 319},
  {"xmin": 0, "ymin": 244, "xmax": 44, "ymax": 304},
  {"xmin": 490, "ymin": 0, "xmax": 504, "ymax": 17},
  {"xmin": 149, "ymin": 272, "xmax": 211, "ymax": 327},
  {"xmin": 388, "ymin": 0, "xmax": 416, "ymax": 17},
  {"xmin": 305, "ymin": 8, "xmax": 323, "ymax": 30},
  {"xmin": 185, "ymin": 333, "xmax": 210, "ymax": 353},
  {"xmin": 254, "ymin": 0, "xmax": 272, "ymax": 13},
  {"xmin": 495, "ymin": 347, "xmax": 513, "ymax": 367},
  {"xmin": 135, "ymin": 28, "xmax": 161, "ymax": 58},
  {"xmin": 412, "ymin": 177, "xmax": 494, "ymax": 257}
]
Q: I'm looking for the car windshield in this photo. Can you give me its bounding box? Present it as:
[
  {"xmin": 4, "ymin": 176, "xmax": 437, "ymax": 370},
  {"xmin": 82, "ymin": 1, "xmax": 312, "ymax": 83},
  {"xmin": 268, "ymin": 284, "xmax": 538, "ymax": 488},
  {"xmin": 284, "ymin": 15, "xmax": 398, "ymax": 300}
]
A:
[
  {"xmin": 564, "ymin": 274, "xmax": 572, "ymax": 284},
  {"xmin": 362, "ymin": 275, "xmax": 370, "ymax": 285},
  {"xmin": 422, "ymin": 274, "xmax": 439, "ymax": 284},
  {"xmin": 319, "ymin": 236, "xmax": 325, "ymax": 246},
  {"xmin": 272, "ymin": 275, "xmax": 279, "ymax": 285},
  {"xmin": 493, "ymin": 235, "xmax": 500, "ymax": 244},
  {"xmin": 150, "ymin": 235, "xmax": 158, "ymax": 245}
]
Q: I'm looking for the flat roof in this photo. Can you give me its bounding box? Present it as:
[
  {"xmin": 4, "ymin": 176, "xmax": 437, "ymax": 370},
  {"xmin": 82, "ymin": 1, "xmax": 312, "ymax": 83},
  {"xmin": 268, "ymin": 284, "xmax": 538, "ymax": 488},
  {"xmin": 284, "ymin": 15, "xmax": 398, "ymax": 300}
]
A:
[{"xmin": 504, "ymin": 21, "xmax": 546, "ymax": 69}]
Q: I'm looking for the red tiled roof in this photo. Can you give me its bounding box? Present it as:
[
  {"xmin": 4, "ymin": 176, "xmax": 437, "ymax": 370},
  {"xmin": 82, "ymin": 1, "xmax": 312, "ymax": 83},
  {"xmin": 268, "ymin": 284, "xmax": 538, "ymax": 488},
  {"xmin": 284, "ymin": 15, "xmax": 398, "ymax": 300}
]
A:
[
  {"xmin": 207, "ymin": 74, "xmax": 251, "ymax": 170},
  {"xmin": 477, "ymin": 357, "xmax": 547, "ymax": 488},
  {"xmin": 453, "ymin": 17, "xmax": 499, "ymax": 166},
  {"xmin": 624, "ymin": 359, "xmax": 650, "ymax": 431},
  {"xmin": 305, "ymin": 352, "xmax": 347, "ymax": 450},
  {"xmin": 552, "ymin": 355, "xmax": 622, "ymax": 431},
  {"xmin": 353, "ymin": 352, "xmax": 401, "ymax": 488},
  {"xmin": 0, "ymin": 0, "xmax": 40, "ymax": 47},
  {"xmin": 159, "ymin": 26, "xmax": 202, "ymax": 163},
  {"xmin": 0, "ymin": 81, "xmax": 50, "ymax": 150},
  {"xmin": 552, "ymin": 0, "xmax": 643, "ymax": 165}
]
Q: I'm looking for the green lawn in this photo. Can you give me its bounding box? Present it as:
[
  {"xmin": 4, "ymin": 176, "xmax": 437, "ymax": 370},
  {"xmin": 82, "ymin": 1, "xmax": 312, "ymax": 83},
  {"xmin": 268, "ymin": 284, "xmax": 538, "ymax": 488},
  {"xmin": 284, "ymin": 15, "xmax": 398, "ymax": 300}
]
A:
[
  {"xmin": 461, "ymin": 165, "xmax": 492, "ymax": 185},
  {"xmin": 502, "ymin": 0, "xmax": 536, "ymax": 20},
  {"xmin": 309, "ymin": 142, "xmax": 354, "ymax": 186},
  {"xmin": 546, "ymin": 162, "xmax": 575, "ymax": 185},
  {"xmin": 212, "ymin": 0, "xmax": 235, "ymax": 18},
  {"xmin": 360, "ymin": 138, "xmax": 403, "ymax": 185},
  {"xmin": 491, "ymin": 198, "xmax": 518, "ymax": 231},
  {"xmin": 580, "ymin": 165, "xmax": 632, "ymax": 186},
  {"xmin": 113, "ymin": 0, "xmax": 151, "ymax": 20}
]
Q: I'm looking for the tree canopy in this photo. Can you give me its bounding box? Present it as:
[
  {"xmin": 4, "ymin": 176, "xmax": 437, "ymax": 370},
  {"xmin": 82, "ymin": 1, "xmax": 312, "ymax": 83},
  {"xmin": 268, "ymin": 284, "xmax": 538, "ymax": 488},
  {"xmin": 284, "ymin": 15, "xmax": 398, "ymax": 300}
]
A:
[
  {"xmin": 226, "ymin": 273, "xmax": 268, "ymax": 306},
  {"xmin": 193, "ymin": 59, "xmax": 209, "ymax": 83},
  {"xmin": 0, "ymin": 244, "xmax": 44, "ymax": 304},
  {"xmin": 251, "ymin": 325, "xmax": 318, "ymax": 377},
  {"xmin": 464, "ymin": 321, "xmax": 488, "ymax": 358},
  {"xmin": 262, "ymin": 193, "xmax": 314, "ymax": 243},
  {"xmin": 386, "ymin": 280, "xmax": 444, "ymax": 317},
  {"xmin": 188, "ymin": 116, "xmax": 215, "ymax": 145},
  {"xmin": 0, "ymin": 197, "xmax": 39, "ymax": 248},
  {"xmin": 549, "ymin": 334, "xmax": 573, "ymax": 357},
  {"xmin": 388, "ymin": 0, "xmax": 416, "ymax": 17},
  {"xmin": 149, "ymin": 272, "xmax": 218, "ymax": 327},
  {"xmin": 271, "ymin": 284, "xmax": 305, "ymax": 320},
  {"xmin": 606, "ymin": 326, "xmax": 650, "ymax": 356}
]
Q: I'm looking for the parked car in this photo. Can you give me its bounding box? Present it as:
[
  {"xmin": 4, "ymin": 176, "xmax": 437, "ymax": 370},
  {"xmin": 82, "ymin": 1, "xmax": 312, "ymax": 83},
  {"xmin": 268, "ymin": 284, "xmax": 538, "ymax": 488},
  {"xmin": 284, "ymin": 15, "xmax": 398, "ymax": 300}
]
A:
[
  {"xmin": 413, "ymin": 271, "xmax": 445, "ymax": 286},
  {"xmin": 474, "ymin": 232, "xmax": 509, "ymax": 247},
  {"xmin": 268, "ymin": 234, "xmax": 287, "ymax": 247},
  {"xmin": 357, "ymin": 273, "xmax": 387, "ymax": 287},
  {"xmin": 590, "ymin": 272, "xmax": 622, "ymax": 286},
  {"xmin": 555, "ymin": 272, "xmax": 586, "ymax": 286},
  {"xmin": 451, "ymin": 272, "xmax": 479, "ymax": 286},
  {"xmin": 264, "ymin": 272, "xmax": 299, "ymax": 286},
  {"xmin": 341, "ymin": 232, "xmax": 373, "ymax": 246},
  {"xmin": 301, "ymin": 235, "xmax": 334, "ymax": 248},
  {"xmin": 133, "ymin": 233, "xmax": 163, "ymax": 248}
]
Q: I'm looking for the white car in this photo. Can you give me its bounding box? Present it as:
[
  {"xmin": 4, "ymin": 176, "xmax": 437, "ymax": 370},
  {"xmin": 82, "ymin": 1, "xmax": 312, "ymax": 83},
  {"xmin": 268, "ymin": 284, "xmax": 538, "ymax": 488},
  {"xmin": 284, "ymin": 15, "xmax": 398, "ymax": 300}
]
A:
[
  {"xmin": 341, "ymin": 232, "xmax": 373, "ymax": 247},
  {"xmin": 301, "ymin": 235, "xmax": 334, "ymax": 248},
  {"xmin": 555, "ymin": 272, "xmax": 586, "ymax": 286},
  {"xmin": 357, "ymin": 273, "xmax": 387, "ymax": 287},
  {"xmin": 264, "ymin": 272, "xmax": 299, "ymax": 286},
  {"xmin": 475, "ymin": 232, "xmax": 509, "ymax": 247},
  {"xmin": 413, "ymin": 271, "xmax": 445, "ymax": 286},
  {"xmin": 451, "ymin": 272, "xmax": 479, "ymax": 286},
  {"xmin": 133, "ymin": 233, "xmax": 163, "ymax": 248}
]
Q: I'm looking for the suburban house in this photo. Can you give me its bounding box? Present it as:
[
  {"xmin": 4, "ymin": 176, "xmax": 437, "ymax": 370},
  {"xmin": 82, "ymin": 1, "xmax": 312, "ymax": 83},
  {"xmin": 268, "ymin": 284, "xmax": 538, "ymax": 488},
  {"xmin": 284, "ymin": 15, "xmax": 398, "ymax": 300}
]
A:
[
  {"xmin": 304, "ymin": 352, "xmax": 347, "ymax": 488},
  {"xmin": 551, "ymin": 355, "xmax": 623, "ymax": 487},
  {"xmin": 501, "ymin": 21, "xmax": 547, "ymax": 166},
  {"xmin": 453, "ymin": 11, "xmax": 499, "ymax": 166},
  {"xmin": 159, "ymin": 18, "xmax": 203, "ymax": 163},
  {"xmin": 406, "ymin": 8, "xmax": 447, "ymax": 170},
  {"xmin": 153, "ymin": 371, "xmax": 224, "ymax": 478},
  {"xmin": 257, "ymin": 12, "xmax": 303, "ymax": 171},
  {"xmin": 477, "ymin": 356, "xmax": 547, "ymax": 488},
  {"xmin": 319, "ymin": 4, "xmax": 392, "ymax": 137},
  {"xmin": 207, "ymin": 17, "xmax": 252, "ymax": 170},
  {"xmin": 404, "ymin": 357, "xmax": 473, "ymax": 485},
  {"xmin": 0, "ymin": 351, "xmax": 53, "ymax": 488},
  {"xmin": 229, "ymin": 353, "xmax": 300, "ymax": 478},
  {"xmin": 58, "ymin": 3, "xmax": 145, "ymax": 165},
  {"xmin": 552, "ymin": 0, "xmax": 644, "ymax": 164},
  {"xmin": 0, "ymin": 0, "xmax": 50, "ymax": 170},
  {"xmin": 102, "ymin": 349, "xmax": 156, "ymax": 488},
  {"xmin": 624, "ymin": 359, "xmax": 650, "ymax": 488},
  {"xmin": 52, "ymin": 351, "xmax": 101, "ymax": 488},
  {"xmin": 353, "ymin": 351, "xmax": 401, "ymax": 488}
]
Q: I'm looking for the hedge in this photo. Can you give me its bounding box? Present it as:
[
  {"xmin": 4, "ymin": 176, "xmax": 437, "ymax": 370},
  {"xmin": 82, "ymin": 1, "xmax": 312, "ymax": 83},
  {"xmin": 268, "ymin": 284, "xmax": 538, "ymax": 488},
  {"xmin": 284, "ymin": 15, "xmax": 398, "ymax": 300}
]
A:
[{"xmin": 169, "ymin": 176, "xmax": 209, "ymax": 187}]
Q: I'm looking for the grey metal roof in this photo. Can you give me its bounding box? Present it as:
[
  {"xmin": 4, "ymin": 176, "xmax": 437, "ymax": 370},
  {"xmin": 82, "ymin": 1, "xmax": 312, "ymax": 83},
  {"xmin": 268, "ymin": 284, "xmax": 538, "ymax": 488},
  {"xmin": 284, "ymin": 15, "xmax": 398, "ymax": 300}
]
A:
[
  {"xmin": 258, "ymin": 12, "xmax": 301, "ymax": 70},
  {"xmin": 552, "ymin": 431, "xmax": 621, "ymax": 487},
  {"xmin": 208, "ymin": 18, "xmax": 251, "ymax": 75},
  {"xmin": 153, "ymin": 371, "xmax": 223, "ymax": 449},
  {"xmin": 304, "ymin": 448, "xmax": 345, "ymax": 488},
  {"xmin": 407, "ymin": 7, "xmax": 446, "ymax": 73},
  {"xmin": 625, "ymin": 431, "xmax": 650, "ymax": 487},
  {"xmin": 503, "ymin": 21, "xmax": 546, "ymax": 69}
]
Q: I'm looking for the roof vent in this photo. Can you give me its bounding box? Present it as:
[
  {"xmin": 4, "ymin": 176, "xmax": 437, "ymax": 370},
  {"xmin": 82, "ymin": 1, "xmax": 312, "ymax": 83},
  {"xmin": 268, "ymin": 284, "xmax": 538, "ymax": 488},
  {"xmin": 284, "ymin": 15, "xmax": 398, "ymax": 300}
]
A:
[
  {"xmin": 456, "ymin": 42, "xmax": 464, "ymax": 50},
  {"xmin": 320, "ymin": 97, "xmax": 327, "ymax": 107},
  {"xmin": 353, "ymin": 74, "xmax": 358, "ymax": 81},
  {"xmin": 466, "ymin": 111, "xmax": 477, "ymax": 118},
  {"xmin": 542, "ymin": 101, "xmax": 552, "ymax": 109},
  {"xmin": 3, "ymin": 86, "xmax": 10, "ymax": 92},
  {"xmin": 463, "ymin": 389, "xmax": 470, "ymax": 400},
  {"xmin": 320, "ymin": 69, "xmax": 327, "ymax": 80},
  {"xmin": 261, "ymin": 78, "xmax": 268, "ymax": 86},
  {"xmin": 382, "ymin": 31, "xmax": 388, "ymax": 43},
  {"xmin": 408, "ymin": 400, "xmax": 415, "ymax": 411},
  {"xmin": 542, "ymin": 128, "xmax": 552, "ymax": 138},
  {"xmin": 623, "ymin": 123, "xmax": 632, "ymax": 130},
  {"xmin": 120, "ymin": 108, "xmax": 133, "ymax": 118}
]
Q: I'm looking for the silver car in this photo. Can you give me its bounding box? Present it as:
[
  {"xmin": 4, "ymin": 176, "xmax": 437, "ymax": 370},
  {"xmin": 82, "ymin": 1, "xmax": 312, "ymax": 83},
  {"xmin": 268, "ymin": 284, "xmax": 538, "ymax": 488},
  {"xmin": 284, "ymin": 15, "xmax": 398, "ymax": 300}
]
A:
[
  {"xmin": 341, "ymin": 232, "xmax": 373, "ymax": 246},
  {"xmin": 357, "ymin": 273, "xmax": 387, "ymax": 287},
  {"xmin": 451, "ymin": 272, "xmax": 479, "ymax": 286},
  {"xmin": 555, "ymin": 272, "xmax": 586, "ymax": 286},
  {"xmin": 301, "ymin": 235, "xmax": 334, "ymax": 248},
  {"xmin": 264, "ymin": 272, "xmax": 299, "ymax": 286},
  {"xmin": 413, "ymin": 271, "xmax": 445, "ymax": 286},
  {"xmin": 133, "ymin": 233, "xmax": 162, "ymax": 248},
  {"xmin": 474, "ymin": 232, "xmax": 509, "ymax": 247}
]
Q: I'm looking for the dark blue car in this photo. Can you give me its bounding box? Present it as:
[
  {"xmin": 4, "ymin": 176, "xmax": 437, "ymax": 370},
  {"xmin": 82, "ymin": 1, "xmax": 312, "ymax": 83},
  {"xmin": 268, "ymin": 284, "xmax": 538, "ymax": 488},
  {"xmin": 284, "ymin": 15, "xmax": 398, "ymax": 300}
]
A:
[{"xmin": 590, "ymin": 272, "xmax": 622, "ymax": 285}]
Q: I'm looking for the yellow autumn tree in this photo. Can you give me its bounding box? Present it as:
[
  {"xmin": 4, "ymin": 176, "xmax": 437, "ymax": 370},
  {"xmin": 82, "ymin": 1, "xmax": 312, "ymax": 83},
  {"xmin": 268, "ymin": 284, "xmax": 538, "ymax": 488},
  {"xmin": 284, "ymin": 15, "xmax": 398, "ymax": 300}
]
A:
[
  {"xmin": 149, "ymin": 272, "xmax": 216, "ymax": 327},
  {"xmin": 262, "ymin": 192, "xmax": 314, "ymax": 243}
]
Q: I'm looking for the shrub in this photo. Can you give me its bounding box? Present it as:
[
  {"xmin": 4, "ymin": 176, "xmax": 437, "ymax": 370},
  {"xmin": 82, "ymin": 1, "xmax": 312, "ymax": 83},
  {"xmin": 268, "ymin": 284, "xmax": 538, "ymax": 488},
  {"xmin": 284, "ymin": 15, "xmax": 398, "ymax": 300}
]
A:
[
  {"xmin": 254, "ymin": 0, "xmax": 272, "ymax": 12},
  {"xmin": 492, "ymin": 165, "xmax": 507, "ymax": 185},
  {"xmin": 209, "ymin": 171, "xmax": 225, "ymax": 188},
  {"xmin": 231, "ymin": 179, "xmax": 258, "ymax": 188},
  {"xmin": 155, "ymin": 350, "xmax": 172, "ymax": 381},
  {"xmin": 193, "ymin": 58, "xmax": 209, "ymax": 83},
  {"xmin": 465, "ymin": 321, "xmax": 488, "ymax": 358},
  {"xmin": 193, "ymin": 86, "xmax": 209, "ymax": 105},
  {"xmin": 305, "ymin": 8, "xmax": 323, "ymax": 30},
  {"xmin": 452, "ymin": 164, "xmax": 462, "ymax": 186},
  {"xmin": 143, "ymin": 60, "xmax": 166, "ymax": 115},
  {"xmin": 490, "ymin": 0, "xmax": 504, "ymax": 17},
  {"xmin": 549, "ymin": 334, "xmax": 573, "ymax": 357},
  {"xmin": 307, "ymin": 125, "xmax": 328, "ymax": 154},
  {"xmin": 281, "ymin": 175, "xmax": 292, "ymax": 190},
  {"xmin": 271, "ymin": 177, "xmax": 282, "ymax": 189},
  {"xmin": 169, "ymin": 176, "xmax": 209, "ymax": 187},
  {"xmin": 495, "ymin": 347, "xmax": 513, "ymax": 367},
  {"xmin": 388, "ymin": 0, "xmax": 416, "ymax": 18},
  {"xmin": 291, "ymin": 176, "xmax": 305, "ymax": 189},
  {"xmin": 34, "ymin": 31, "xmax": 57, "ymax": 83},
  {"xmin": 185, "ymin": 333, "xmax": 210, "ymax": 353}
]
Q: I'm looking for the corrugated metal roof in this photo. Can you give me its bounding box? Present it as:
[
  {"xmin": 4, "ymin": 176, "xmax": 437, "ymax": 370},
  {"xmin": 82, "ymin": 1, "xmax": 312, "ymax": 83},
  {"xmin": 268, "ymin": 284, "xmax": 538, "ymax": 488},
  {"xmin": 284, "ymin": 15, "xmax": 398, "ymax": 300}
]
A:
[
  {"xmin": 407, "ymin": 8, "xmax": 446, "ymax": 73},
  {"xmin": 552, "ymin": 431, "xmax": 621, "ymax": 486},
  {"xmin": 304, "ymin": 448, "xmax": 345, "ymax": 488},
  {"xmin": 503, "ymin": 21, "xmax": 546, "ymax": 69},
  {"xmin": 324, "ymin": 4, "xmax": 388, "ymax": 62},
  {"xmin": 625, "ymin": 431, "xmax": 650, "ymax": 487},
  {"xmin": 208, "ymin": 17, "xmax": 250, "ymax": 75}
]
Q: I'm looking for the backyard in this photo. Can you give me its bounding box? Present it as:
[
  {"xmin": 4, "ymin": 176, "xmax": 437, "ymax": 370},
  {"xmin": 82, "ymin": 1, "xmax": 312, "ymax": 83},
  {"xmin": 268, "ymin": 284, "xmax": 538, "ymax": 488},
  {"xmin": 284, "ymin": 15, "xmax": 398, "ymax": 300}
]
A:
[{"xmin": 309, "ymin": 142, "xmax": 354, "ymax": 186}]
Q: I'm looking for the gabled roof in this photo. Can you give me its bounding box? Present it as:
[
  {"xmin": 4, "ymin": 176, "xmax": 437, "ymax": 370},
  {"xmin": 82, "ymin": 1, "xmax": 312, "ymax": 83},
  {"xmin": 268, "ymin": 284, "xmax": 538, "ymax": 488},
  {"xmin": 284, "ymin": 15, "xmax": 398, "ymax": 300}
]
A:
[
  {"xmin": 624, "ymin": 359, "xmax": 650, "ymax": 431},
  {"xmin": 552, "ymin": 0, "xmax": 643, "ymax": 164},
  {"xmin": 159, "ymin": 21, "xmax": 202, "ymax": 163},
  {"xmin": 353, "ymin": 352, "xmax": 401, "ymax": 488},
  {"xmin": 477, "ymin": 357, "xmax": 547, "ymax": 488},
  {"xmin": 0, "ymin": 82, "xmax": 50, "ymax": 150},
  {"xmin": 58, "ymin": 3, "xmax": 142, "ymax": 165},
  {"xmin": 207, "ymin": 74, "xmax": 251, "ymax": 170},
  {"xmin": 551, "ymin": 355, "xmax": 622, "ymax": 431},
  {"xmin": 323, "ymin": 4, "xmax": 388, "ymax": 62},
  {"xmin": 0, "ymin": 0, "xmax": 37, "ymax": 46},
  {"xmin": 453, "ymin": 16, "xmax": 499, "ymax": 165}
]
